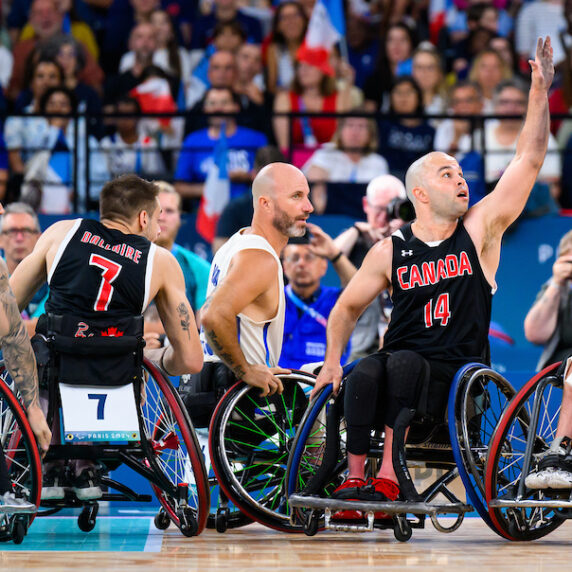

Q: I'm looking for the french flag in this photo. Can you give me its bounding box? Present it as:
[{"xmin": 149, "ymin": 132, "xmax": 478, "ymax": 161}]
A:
[
  {"xmin": 196, "ymin": 128, "xmax": 230, "ymax": 243},
  {"xmin": 305, "ymin": 0, "xmax": 345, "ymax": 51},
  {"xmin": 129, "ymin": 77, "xmax": 177, "ymax": 128},
  {"xmin": 428, "ymin": 0, "xmax": 454, "ymax": 45}
]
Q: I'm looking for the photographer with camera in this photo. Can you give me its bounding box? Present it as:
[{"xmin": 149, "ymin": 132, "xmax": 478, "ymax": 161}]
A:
[{"xmin": 334, "ymin": 174, "xmax": 411, "ymax": 358}]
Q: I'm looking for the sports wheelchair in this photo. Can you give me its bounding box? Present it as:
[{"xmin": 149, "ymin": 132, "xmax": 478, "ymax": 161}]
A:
[
  {"xmin": 285, "ymin": 362, "xmax": 516, "ymax": 541},
  {"xmin": 0, "ymin": 364, "xmax": 41, "ymax": 544},
  {"xmin": 205, "ymin": 369, "xmax": 316, "ymax": 532},
  {"xmin": 34, "ymin": 313, "xmax": 210, "ymax": 537},
  {"xmin": 485, "ymin": 361, "xmax": 572, "ymax": 540}
]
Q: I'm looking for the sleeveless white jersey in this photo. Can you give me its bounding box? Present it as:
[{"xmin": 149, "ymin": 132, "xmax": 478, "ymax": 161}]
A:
[{"xmin": 200, "ymin": 229, "xmax": 285, "ymax": 367}]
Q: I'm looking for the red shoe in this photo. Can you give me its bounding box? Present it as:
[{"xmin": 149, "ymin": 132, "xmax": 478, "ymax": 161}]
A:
[
  {"xmin": 331, "ymin": 477, "xmax": 366, "ymax": 520},
  {"xmin": 363, "ymin": 477, "xmax": 400, "ymax": 520}
]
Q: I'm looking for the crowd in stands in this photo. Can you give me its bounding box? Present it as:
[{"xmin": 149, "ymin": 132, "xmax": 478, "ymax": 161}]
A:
[{"xmin": 0, "ymin": 0, "xmax": 571, "ymax": 229}]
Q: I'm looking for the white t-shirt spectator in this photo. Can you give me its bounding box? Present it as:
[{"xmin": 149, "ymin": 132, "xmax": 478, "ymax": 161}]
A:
[{"xmin": 302, "ymin": 143, "xmax": 389, "ymax": 182}]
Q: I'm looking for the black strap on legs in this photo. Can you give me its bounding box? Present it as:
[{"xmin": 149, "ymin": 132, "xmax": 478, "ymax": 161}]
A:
[{"xmin": 392, "ymin": 407, "xmax": 423, "ymax": 502}]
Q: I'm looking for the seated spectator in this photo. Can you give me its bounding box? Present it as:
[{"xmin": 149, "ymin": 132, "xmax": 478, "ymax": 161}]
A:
[
  {"xmin": 4, "ymin": 58, "xmax": 63, "ymax": 178},
  {"xmin": 363, "ymin": 21, "xmax": 418, "ymax": 112},
  {"xmin": 190, "ymin": 0, "xmax": 263, "ymax": 50},
  {"xmin": 411, "ymin": 42, "xmax": 447, "ymax": 118},
  {"xmin": 7, "ymin": 0, "xmax": 104, "ymax": 101},
  {"xmin": 273, "ymin": 44, "xmax": 352, "ymax": 167},
  {"xmin": 484, "ymin": 79, "xmax": 561, "ymax": 213},
  {"xmin": 345, "ymin": 12, "xmax": 380, "ymax": 91},
  {"xmin": 104, "ymin": 22, "xmax": 158, "ymax": 106},
  {"xmin": 264, "ymin": 1, "xmax": 307, "ymax": 95},
  {"xmin": 213, "ymin": 145, "xmax": 286, "ymax": 253},
  {"xmin": 378, "ymin": 76, "xmax": 435, "ymax": 182},
  {"xmin": 31, "ymin": 34, "xmax": 104, "ymax": 138},
  {"xmin": 303, "ymin": 115, "xmax": 389, "ymax": 214},
  {"xmin": 468, "ymin": 47, "xmax": 512, "ymax": 113},
  {"xmin": 99, "ymin": 96, "xmax": 166, "ymax": 180},
  {"xmin": 280, "ymin": 225, "xmax": 355, "ymax": 369},
  {"xmin": 119, "ymin": 8, "xmax": 192, "ymax": 100},
  {"xmin": 21, "ymin": 86, "xmax": 108, "ymax": 213},
  {"xmin": 0, "ymin": 202, "xmax": 47, "ymax": 336},
  {"xmin": 155, "ymin": 181, "xmax": 211, "ymax": 313},
  {"xmin": 434, "ymin": 81, "xmax": 486, "ymax": 205},
  {"xmin": 175, "ymin": 86, "xmax": 267, "ymax": 206},
  {"xmin": 334, "ymin": 174, "xmax": 409, "ymax": 358},
  {"xmin": 524, "ymin": 229, "xmax": 572, "ymax": 371}
]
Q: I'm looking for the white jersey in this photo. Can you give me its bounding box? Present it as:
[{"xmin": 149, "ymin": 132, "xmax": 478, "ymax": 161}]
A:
[{"xmin": 200, "ymin": 229, "xmax": 285, "ymax": 367}]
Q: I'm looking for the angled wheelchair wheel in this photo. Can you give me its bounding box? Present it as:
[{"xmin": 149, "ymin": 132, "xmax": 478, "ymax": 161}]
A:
[
  {"xmin": 141, "ymin": 359, "xmax": 210, "ymax": 536},
  {"xmin": 0, "ymin": 368, "xmax": 42, "ymax": 526},
  {"xmin": 448, "ymin": 363, "xmax": 516, "ymax": 535},
  {"xmin": 485, "ymin": 362, "xmax": 566, "ymax": 541},
  {"xmin": 209, "ymin": 371, "xmax": 315, "ymax": 532}
]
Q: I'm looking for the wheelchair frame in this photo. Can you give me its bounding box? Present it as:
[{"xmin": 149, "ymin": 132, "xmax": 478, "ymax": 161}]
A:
[
  {"xmin": 41, "ymin": 357, "xmax": 210, "ymax": 537},
  {"xmin": 485, "ymin": 361, "xmax": 572, "ymax": 541},
  {"xmin": 0, "ymin": 366, "xmax": 42, "ymax": 544},
  {"xmin": 285, "ymin": 363, "xmax": 516, "ymax": 540}
]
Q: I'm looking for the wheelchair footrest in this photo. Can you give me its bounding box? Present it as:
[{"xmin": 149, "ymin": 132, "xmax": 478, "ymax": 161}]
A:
[
  {"xmin": 324, "ymin": 509, "xmax": 376, "ymax": 532},
  {"xmin": 289, "ymin": 494, "xmax": 473, "ymax": 516},
  {"xmin": 489, "ymin": 497, "xmax": 572, "ymax": 509}
]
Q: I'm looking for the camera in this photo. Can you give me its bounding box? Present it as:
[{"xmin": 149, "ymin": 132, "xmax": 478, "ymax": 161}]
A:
[{"xmin": 387, "ymin": 198, "xmax": 415, "ymax": 222}]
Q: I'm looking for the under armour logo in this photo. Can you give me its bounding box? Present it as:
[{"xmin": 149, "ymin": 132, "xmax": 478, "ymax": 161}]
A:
[{"xmin": 401, "ymin": 250, "xmax": 413, "ymax": 257}]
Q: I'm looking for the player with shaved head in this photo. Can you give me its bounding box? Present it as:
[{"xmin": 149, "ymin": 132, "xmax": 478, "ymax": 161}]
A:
[
  {"xmin": 191, "ymin": 162, "xmax": 313, "ymax": 405},
  {"xmin": 310, "ymin": 37, "xmax": 554, "ymax": 516}
]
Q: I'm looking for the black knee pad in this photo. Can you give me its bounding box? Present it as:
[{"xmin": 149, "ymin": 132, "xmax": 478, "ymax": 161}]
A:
[
  {"xmin": 345, "ymin": 355, "xmax": 386, "ymax": 455},
  {"xmin": 384, "ymin": 350, "xmax": 429, "ymax": 428}
]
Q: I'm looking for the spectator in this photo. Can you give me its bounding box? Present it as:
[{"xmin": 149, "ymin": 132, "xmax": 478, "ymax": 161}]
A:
[
  {"xmin": 99, "ymin": 96, "xmax": 166, "ymax": 180},
  {"xmin": 334, "ymin": 174, "xmax": 409, "ymax": 358},
  {"xmin": 484, "ymin": 79, "xmax": 561, "ymax": 212},
  {"xmin": 345, "ymin": 12, "xmax": 380, "ymax": 90},
  {"xmin": 190, "ymin": 0, "xmax": 263, "ymax": 50},
  {"xmin": 434, "ymin": 81, "xmax": 486, "ymax": 205},
  {"xmin": 213, "ymin": 145, "xmax": 286, "ymax": 253},
  {"xmin": 7, "ymin": 0, "xmax": 104, "ymax": 101},
  {"xmin": 0, "ymin": 202, "xmax": 47, "ymax": 336},
  {"xmin": 280, "ymin": 225, "xmax": 355, "ymax": 369},
  {"xmin": 104, "ymin": 21, "xmax": 157, "ymax": 106},
  {"xmin": 303, "ymin": 115, "xmax": 389, "ymax": 214},
  {"xmin": 273, "ymin": 44, "xmax": 353, "ymax": 167},
  {"xmin": 264, "ymin": 0, "xmax": 308, "ymax": 95},
  {"xmin": 411, "ymin": 43, "xmax": 447, "ymax": 117},
  {"xmin": 378, "ymin": 76, "xmax": 435, "ymax": 182},
  {"xmin": 524, "ymin": 229, "xmax": 572, "ymax": 371},
  {"xmin": 21, "ymin": 86, "xmax": 108, "ymax": 213},
  {"xmin": 155, "ymin": 181, "xmax": 211, "ymax": 312},
  {"xmin": 4, "ymin": 58, "xmax": 63, "ymax": 178},
  {"xmin": 468, "ymin": 47, "xmax": 512, "ymax": 112},
  {"xmin": 175, "ymin": 86, "xmax": 267, "ymax": 204},
  {"xmin": 363, "ymin": 21, "xmax": 417, "ymax": 112}
]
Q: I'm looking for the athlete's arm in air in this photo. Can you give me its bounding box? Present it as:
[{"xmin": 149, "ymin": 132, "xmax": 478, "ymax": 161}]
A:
[
  {"xmin": 310, "ymin": 238, "xmax": 393, "ymax": 399},
  {"xmin": 146, "ymin": 248, "xmax": 203, "ymax": 376},
  {"xmin": 201, "ymin": 248, "xmax": 290, "ymax": 397},
  {"xmin": 0, "ymin": 259, "xmax": 51, "ymax": 453},
  {"xmin": 465, "ymin": 37, "xmax": 554, "ymax": 277}
]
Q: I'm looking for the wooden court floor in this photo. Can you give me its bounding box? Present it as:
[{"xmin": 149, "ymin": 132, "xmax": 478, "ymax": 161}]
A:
[{"xmin": 1, "ymin": 518, "xmax": 571, "ymax": 571}]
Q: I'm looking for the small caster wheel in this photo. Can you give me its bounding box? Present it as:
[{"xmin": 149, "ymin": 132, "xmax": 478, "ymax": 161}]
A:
[
  {"xmin": 154, "ymin": 509, "xmax": 171, "ymax": 530},
  {"xmin": 215, "ymin": 507, "xmax": 229, "ymax": 534},
  {"xmin": 11, "ymin": 518, "xmax": 27, "ymax": 545},
  {"xmin": 302, "ymin": 510, "xmax": 319, "ymax": 536},
  {"xmin": 393, "ymin": 516, "xmax": 412, "ymax": 542},
  {"xmin": 78, "ymin": 503, "xmax": 98, "ymax": 532},
  {"xmin": 177, "ymin": 508, "xmax": 198, "ymax": 537}
]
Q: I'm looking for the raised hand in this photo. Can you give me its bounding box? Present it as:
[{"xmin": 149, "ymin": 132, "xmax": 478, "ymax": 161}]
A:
[{"xmin": 529, "ymin": 36, "xmax": 554, "ymax": 92}]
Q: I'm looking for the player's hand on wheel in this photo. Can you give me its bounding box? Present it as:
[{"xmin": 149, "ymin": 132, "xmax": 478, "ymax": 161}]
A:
[
  {"xmin": 243, "ymin": 364, "xmax": 287, "ymax": 397},
  {"xmin": 310, "ymin": 362, "xmax": 343, "ymax": 400}
]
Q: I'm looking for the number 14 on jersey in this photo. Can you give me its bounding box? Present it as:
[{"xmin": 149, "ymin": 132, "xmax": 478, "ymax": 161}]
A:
[{"xmin": 424, "ymin": 293, "xmax": 450, "ymax": 327}]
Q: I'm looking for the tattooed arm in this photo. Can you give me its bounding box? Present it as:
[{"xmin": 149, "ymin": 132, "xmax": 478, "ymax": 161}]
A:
[
  {"xmin": 201, "ymin": 249, "xmax": 289, "ymax": 397},
  {"xmin": 0, "ymin": 259, "xmax": 51, "ymax": 452},
  {"xmin": 148, "ymin": 249, "xmax": 203, "ymax": 375}
]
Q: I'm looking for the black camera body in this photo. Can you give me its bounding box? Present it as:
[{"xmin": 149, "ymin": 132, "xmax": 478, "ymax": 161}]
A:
[{"xmin": 387, "ymin": 198, "xmax": 415, "ymax": 222}]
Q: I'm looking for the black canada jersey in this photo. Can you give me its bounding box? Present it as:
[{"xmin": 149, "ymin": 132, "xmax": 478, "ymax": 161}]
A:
[
  {"xmin": 382, "ymin": 220, "xmax": 492, "ymax": 364},
  {"xmin": 46, "ymin": 219, "xmax": 156, "ymax": 319}
]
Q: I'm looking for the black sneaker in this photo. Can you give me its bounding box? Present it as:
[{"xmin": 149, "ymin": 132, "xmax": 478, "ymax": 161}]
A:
[
  {"xmin": 41, "ymin": 467, "xmax": 66, "ymax": 500},
  {"xmin": 72, "ymin": 468, "xmax": 102, "ymax": 501}
]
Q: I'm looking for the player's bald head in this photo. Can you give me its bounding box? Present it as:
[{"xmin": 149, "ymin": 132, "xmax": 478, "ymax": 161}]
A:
[
  {"xmin": 252, "ymin": 162, "xmax": 306, "ymax": 206},
  {"xmin": 405, "ymin": 151, "xmax": 455, "ymax": 203}
]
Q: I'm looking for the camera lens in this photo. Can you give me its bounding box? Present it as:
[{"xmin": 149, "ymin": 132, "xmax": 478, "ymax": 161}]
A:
[{"xmin": 387, "ymin": 198, "xmax": 415, "ymax": 222}]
